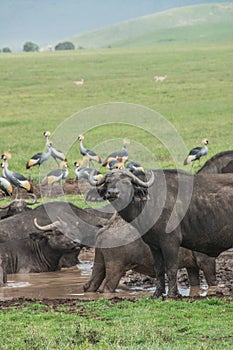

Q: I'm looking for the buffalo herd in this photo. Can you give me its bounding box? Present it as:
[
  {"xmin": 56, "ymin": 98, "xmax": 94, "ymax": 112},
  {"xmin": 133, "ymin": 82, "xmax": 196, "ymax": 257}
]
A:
[{"xmin": 0, "ymin": 151, "xmax": 232, "ymax": 298}]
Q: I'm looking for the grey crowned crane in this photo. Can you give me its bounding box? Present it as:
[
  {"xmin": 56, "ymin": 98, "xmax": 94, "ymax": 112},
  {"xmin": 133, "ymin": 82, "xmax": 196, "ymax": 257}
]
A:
[
  {"xmin": 0, "ymin": 169, "xmax": 13, "ymax": 197},
  {"xmin": 107, "ymin": 157, "xmax": 127, "ymax": 170},
  {"xmin": 2, "ymin": 154, "xmax": 33, "ymax": 195},
  {"xmin": 44, "ymin": 131, "xmax": 67, "ymax": 165},
  {"xmin": 102, "ymin": 139, "xmax": 130, "ymax": 167},
  {"xmin": 77, "ymin": 134, "xmax": 101, "ymax": 167},
  {"xmin": 41, "ymin": 161, "xmax": 69, "ymax": 186},
  {"xmin": 183, "ymin": 139, "xmax": 209, "ymax": 170},
  {"xmin": 26, "ymin": 142, "xmax": 52, "ymax": 169},
  {"xmin": 74, "ymin": 160, "xmax": 102, "ymax": 181}
]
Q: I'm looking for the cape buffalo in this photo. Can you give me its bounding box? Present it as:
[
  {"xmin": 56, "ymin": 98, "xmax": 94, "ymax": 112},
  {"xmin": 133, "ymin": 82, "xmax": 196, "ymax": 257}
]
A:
[
  {"xmin": 0, "ymin": 217, "xmax": 81, "ymax": 286},
  {"xmin": 0, "ymin": 201, "xmax": 113, "ymax": 269},
  {"xmin": 0, "ymin": 201, "xmax": 112, "ymax": 243},
  {"xmin": 0, "ymin": 194, "xmax": 37, "ymax": 220},
  {"xmin": 198, "ymin": 150, "xmax": 233, "ymax": 174},
  {"xmin": 84, "ymin": 214, "xmax": 216, "ymax": 294},
  {"xmin": 89, "ymin": 169, "xmax": 233, "ymax": 298}
]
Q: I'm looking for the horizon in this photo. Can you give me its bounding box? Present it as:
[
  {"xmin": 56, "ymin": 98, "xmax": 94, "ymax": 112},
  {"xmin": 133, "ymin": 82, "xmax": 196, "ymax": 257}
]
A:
[{"xmin": 1, "ymin": 0, "xmax": 232, "ymax": 52}]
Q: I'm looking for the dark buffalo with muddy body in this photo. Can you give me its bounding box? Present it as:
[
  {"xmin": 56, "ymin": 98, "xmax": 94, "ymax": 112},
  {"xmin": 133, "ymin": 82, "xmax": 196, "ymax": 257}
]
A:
[
  {"xmin": 0, "ymin": 201, "xmax": 112, "ymax": 268},
  {"xmin": 89, "ymin": 169, "xmax": 233, "ymax": 298},
  {"xmin": 0, "ymin": 198, "xmax": 215, "ymax": 292},
  {"xmin": 0, "ymin": 194, "xmax": 37, "ymax": 220},
  {"xmin": 0, "ymin": 218, "xmax": 81, "ymax": 286},
  {"xmin": 0, "ymin": 201, "xmax": 111, "ymax": 243},
  {"xmin": 84, "ymin": 214, "xmax": 216, "ymax": 294},
  {"xmin": 197, "ymin": 150, "xmax": 233, "ymax": 174}
]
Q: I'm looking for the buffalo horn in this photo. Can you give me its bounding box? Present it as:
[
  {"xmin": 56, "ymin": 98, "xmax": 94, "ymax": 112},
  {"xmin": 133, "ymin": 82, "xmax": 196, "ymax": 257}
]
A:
[
  {"xmin": 0, "ymin": 194, "xmax": 38, "ymax": 209},
  {"xmin": 0, "ymin": 201, "xmax": 13, "ymax": 209},
  {"xmin": 88, "ymin": 168, "xmax": 155, "ymax": 188},
  {"xmin": 33, "ymin": 218, "xmax": 60, "ymax": 231},
  {"xmin": 126, "ymin": 170, "xmax": 155, "ymax": 188},
  {"xmin": 0, "ymin": 199, "xmax": 23, "ymax": 209},
  {"xmin": 88, "ymin": 169, "xmax": 106, "ymax": 186},
  {"xmin": 25, "ymin": 193, "xmax": 38, "ymax": 205}
]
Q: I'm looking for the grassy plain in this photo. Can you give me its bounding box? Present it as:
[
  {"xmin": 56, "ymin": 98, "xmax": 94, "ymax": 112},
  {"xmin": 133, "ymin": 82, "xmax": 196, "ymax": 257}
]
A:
[
  {"xmin": 0, "ymin": 297, "xmax": 232, "ymax": 349},
  {"xmin": 0, "ymin": 42, "xmax": 232, "ymax": 175},
  {"xmin": 68, "ymin": 3, "xmax": 233, "ymax": 49},
  {"xmin": 0, "ymin": 42, "xmax": 233, "ymax": 349}
]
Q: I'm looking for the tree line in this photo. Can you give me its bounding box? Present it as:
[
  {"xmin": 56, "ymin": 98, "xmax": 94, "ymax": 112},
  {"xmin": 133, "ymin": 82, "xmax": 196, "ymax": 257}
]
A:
[{"xmin": 1, "ymin": 41, "xmax": 77, "ymax": 53}]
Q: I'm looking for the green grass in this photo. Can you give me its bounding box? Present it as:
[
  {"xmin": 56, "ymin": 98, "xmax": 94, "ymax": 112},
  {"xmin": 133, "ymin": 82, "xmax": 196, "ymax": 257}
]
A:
[
  {"xmin": 113, "ymin": 22, "xmax": 233, "ymax": 47},
  {"xmin": 0, "ymin": 41, "xmax": 233, "ymax": 348},
  {"xmin": 0, "ymin": 297, "xmax": 232, "ymax": 349},
  {"xmin": 67, "ymin": 3, "xmax": 233, "ymax": 49},
  {"xmin": 0, "ymin": 42, "xmax": 232, "ymax": 177}
]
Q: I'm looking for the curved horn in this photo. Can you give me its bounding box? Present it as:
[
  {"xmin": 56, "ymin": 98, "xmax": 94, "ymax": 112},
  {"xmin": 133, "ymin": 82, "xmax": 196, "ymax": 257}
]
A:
[
  {"xmin": 88, "ymin": 169, "xmax": 106, "ymax": 186},
  {"xmin": 126, "ymin": 170, "xmax": 155, "ymax": 188},
  {"xmin": 25, "ymin": 193, "xmax": 38, "ymax": 205},
  {"xmin": 33, "ymin": 218, "xmax": 59, "ymax": 231},
  {"xmin": 0, "ymin": 201, "xmax": 15, "ymax": 209}
]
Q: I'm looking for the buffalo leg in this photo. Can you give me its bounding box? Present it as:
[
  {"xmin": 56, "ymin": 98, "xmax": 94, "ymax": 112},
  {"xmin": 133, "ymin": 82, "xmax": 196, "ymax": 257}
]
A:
[
  {"xmin": 165, "ymin": 259, "xmax": 179, "ymax": 298},
  {"xmin": 98, "ymin": 262, "xmax": 124, "ymax": 293},
  {"xmin": 186, "ymin": 267, "xmax": 201, "ymax": 297},
  {"xmin": 0, "ymin": 256, "xmax": 6, "ymax": 286},
  {"xmin": 0, "ymin": 266, "xmax": 4, "ymax": 286},
  {"xmin": 83, "ymin": 249, "xmax": 105, "ymax": 292},
  {"xmin": 162, "ymin": 237, "xmax": 181, "ymax": 298},
  {"xmin": 186, "ymin": 267, "xmax": 200, "ymax": 287},
  {"xmin": 193, "ymin": 252, "xmax": 217, "ymax": 287},
  {"xmin": 150, "ymin": 249, "xmax": 166, "ymax": 298}
]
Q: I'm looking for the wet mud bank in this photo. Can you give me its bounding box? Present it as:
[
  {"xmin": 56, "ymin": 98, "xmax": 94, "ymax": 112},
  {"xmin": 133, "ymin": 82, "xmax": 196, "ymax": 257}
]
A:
[{"xmin": 0, "ymin": 249, "xmax": 232, "ymax": 305}]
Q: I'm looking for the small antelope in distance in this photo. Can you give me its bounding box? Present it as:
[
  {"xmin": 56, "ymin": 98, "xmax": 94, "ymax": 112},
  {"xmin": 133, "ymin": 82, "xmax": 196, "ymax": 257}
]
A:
[
  {"xmin": 73, "ymin": 78, "xmax": 84, "ymax": 86},
  {"xmin": 154, "ymin": 75, "xmax": 167, "ymax": 82}
]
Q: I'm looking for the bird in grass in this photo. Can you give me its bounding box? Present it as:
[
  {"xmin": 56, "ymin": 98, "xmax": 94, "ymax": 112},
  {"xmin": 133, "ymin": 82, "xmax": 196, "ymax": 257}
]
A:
[
  {"xmin": 2, "ymin": 153, "xmax": 33, "ymax": 195},
  {"xmin": 44, "ymin": 131, "xmax": 67, "ymax": 165},
  {"xmin": 74, "ymin": 160, "xmax": 102, "ymax": 181},
  {"xmin": 125, "ymin": 161, "xmax": 144, "ymax": 174},
  {"xmin": 77, "ymin": 134, "xmax": 101, "ymax": 167},
  {"xmin": 26, "ymin": 142, "xmax": 52, "ymax": 170},
  {"xmin": 102, "ymin": 139, "xmax": 130, "ymax": 167},
  {"xmin": 0, "ymin": 168, "xmax": 13, "ymax": 197},
  {"xmin": 183, "ymin": 139, "xmax": 209, "ymax": 169},
  {"xmin": 41, "ymin": 161, "xmax": 69, "ymax": 186}
]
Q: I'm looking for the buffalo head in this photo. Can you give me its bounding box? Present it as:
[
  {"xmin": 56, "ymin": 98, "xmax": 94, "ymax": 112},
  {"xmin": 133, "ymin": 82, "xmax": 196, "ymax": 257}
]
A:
[
  {"xmin": 32, "ymin": 217, "xmax": 81, "ymax": 252},
  {"xmin": 88, "ymin": 169, "xmax": 155, "ymax": 212},
  {"xmin": 0, "ymin": 193, "xmax": 37, "ymax": 219}
]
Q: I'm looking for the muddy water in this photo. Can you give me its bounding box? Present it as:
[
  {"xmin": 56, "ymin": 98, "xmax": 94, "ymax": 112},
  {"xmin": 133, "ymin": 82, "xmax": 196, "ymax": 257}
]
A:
[
  {"xmin": 0, "ymin": 259, "xmax": 158, "ymax": 301},
  {"xmin": 0, "ymin": 249, "xmax": 231, "ymax": 301},
  {"xmin": 0, "ymin": 250, "xmax": 210, "ymax": 301},
  {"xmin": 0, "ymin": 259, "xmax": 203, "ymax": 301}
]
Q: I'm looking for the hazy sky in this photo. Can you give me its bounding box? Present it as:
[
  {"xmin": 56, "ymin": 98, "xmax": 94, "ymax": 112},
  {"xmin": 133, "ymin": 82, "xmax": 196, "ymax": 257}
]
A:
[{"xmin": 0, "ymin": 0, "xmax": 231, "ymax": 50}]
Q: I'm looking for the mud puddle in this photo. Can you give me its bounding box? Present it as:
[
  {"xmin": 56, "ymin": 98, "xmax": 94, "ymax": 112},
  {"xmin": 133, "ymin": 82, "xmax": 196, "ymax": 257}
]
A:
[
  {"xmin": 0, "ymin": 259, "xmax": 200, "ymax": 301},
  {"xmin": 0, "ymin": 249, "xmax": 232, "ymax": 301},
  {"xmin": 0, "ymin": 260, "xmax": 155, "ymax": 301}
]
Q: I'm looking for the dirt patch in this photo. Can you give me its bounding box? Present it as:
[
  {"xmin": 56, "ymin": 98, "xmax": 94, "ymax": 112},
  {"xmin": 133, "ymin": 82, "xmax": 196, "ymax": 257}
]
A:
[
  {"xmin": 0, "ymin": 250, "xmax": 232, "ymax": 309},
  {"xmin": 0, "ymin": 293, "xmax": 232, "ymax": 312},
  {"xmin": 0, "ymin": 296, "xmax": 136, "ymax": 313},
  {"xmin": 0, "ymin": 178, "xmax": 95, "ymax": 200},
  {"xmin": 31, "ymin": 178, "xmax": 85, "ymax": 199}
]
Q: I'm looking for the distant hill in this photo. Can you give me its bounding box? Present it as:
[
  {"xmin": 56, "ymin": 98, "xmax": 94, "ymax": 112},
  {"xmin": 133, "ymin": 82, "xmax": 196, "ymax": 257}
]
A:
[{"xmin": 65, "ymin": 3, "xmax": 233, "ymax": 49}]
